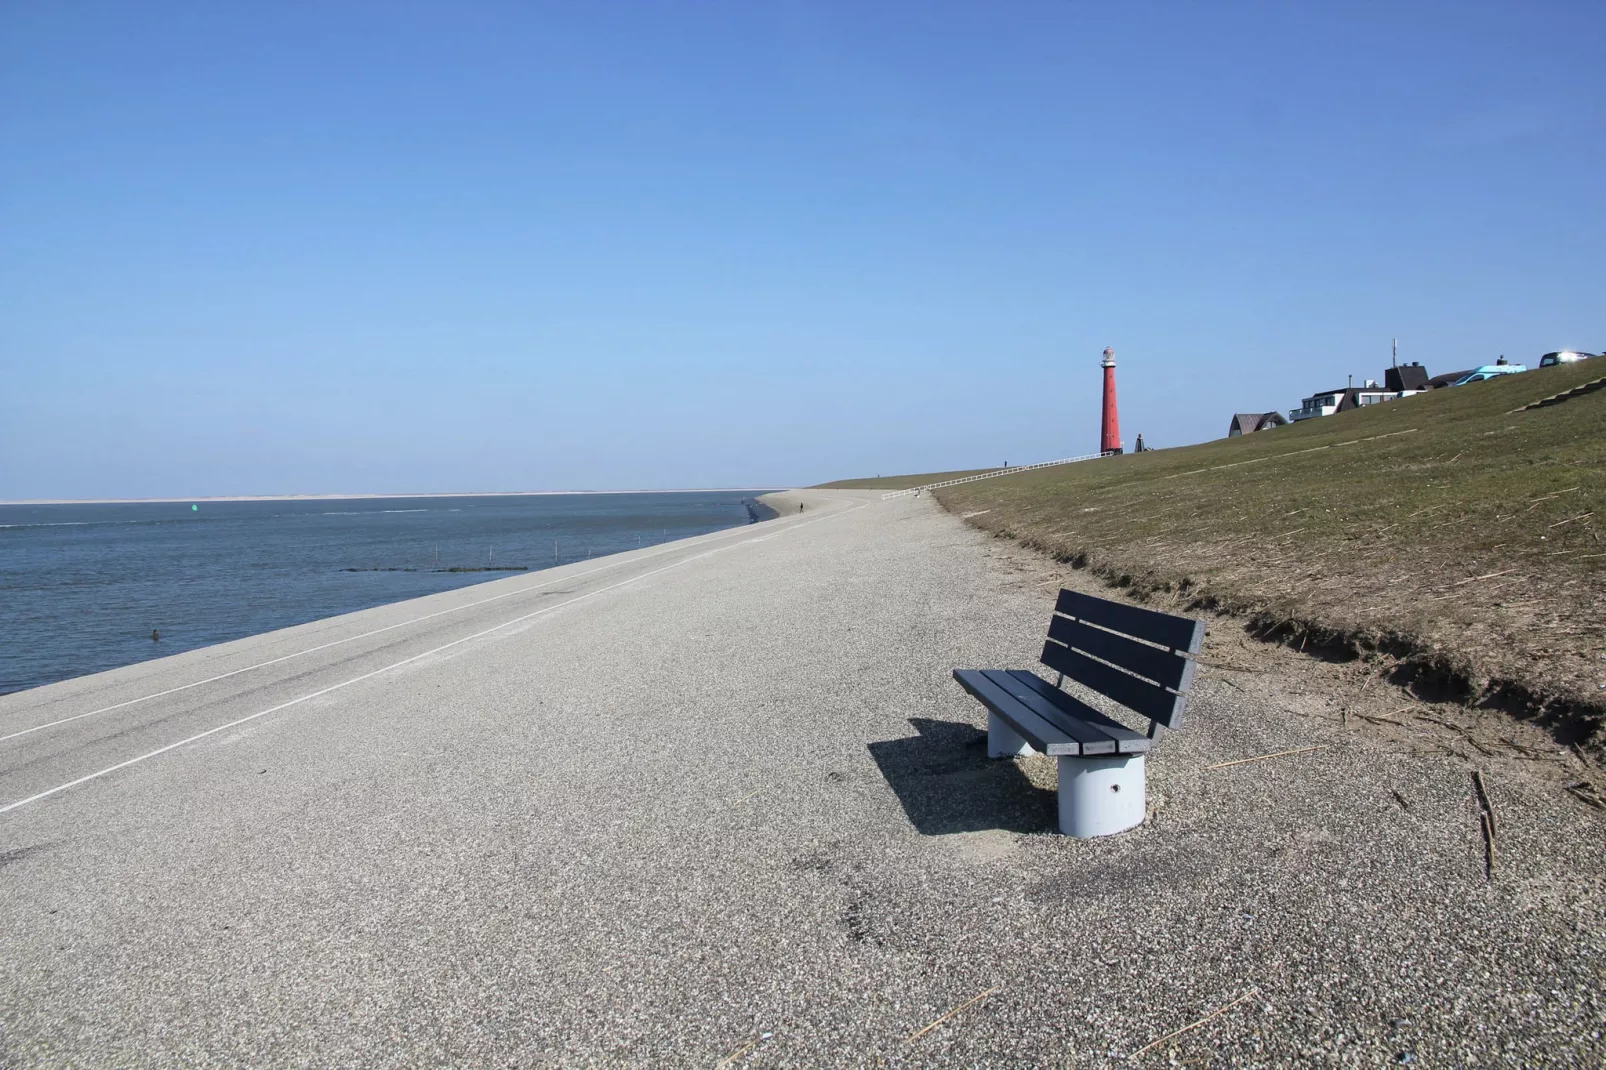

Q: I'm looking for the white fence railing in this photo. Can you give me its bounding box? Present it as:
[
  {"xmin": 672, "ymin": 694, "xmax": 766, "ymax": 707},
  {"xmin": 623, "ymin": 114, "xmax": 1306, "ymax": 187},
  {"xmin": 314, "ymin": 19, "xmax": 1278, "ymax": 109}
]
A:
[{"xmin": 881, "ymin": 453, "xmax": 1105, "ymax": 499}]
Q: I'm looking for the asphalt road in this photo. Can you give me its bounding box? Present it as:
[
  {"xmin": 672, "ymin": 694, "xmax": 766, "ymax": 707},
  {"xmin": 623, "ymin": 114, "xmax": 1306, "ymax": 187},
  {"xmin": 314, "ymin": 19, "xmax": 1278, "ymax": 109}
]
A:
[{"xmin": 2, "ymin": 489, "xmax": 1602, "ymax": 1068}]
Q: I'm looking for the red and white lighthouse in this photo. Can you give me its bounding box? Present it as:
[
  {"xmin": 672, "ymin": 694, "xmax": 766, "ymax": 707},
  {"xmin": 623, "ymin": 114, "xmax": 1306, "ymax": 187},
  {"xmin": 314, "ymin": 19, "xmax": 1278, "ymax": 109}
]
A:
[{"xmin": 1100, "ymin": 347, "xmax": 1123, "ymax": 455}]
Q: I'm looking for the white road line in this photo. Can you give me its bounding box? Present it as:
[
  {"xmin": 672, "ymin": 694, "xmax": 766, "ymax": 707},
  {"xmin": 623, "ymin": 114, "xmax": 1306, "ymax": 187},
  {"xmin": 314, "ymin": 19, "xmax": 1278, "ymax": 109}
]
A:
[
  {"xmin": 0, "ymin": 503, "xmax": 863, "ymax": 816},
  {"xmin": 0, "ymin": 511, "xmax": 814, "ymax": 744}
]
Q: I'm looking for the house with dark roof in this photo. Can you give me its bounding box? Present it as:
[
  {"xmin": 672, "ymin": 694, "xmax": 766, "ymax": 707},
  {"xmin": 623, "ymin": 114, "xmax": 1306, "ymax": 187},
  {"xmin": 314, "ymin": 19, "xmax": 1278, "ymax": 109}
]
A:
[
  {"xmin": 1227, "ymin": 412, "xmax": 1287, "ymax": 437},
  {"xmin": 1290, "ymin": 388, "xmax": 1355, "ymax": 421},
  {"xmin": 1272, "ymin": 358, "xmax": 1469, "ymax": 427},
  {"xmin": 1288, "ymin": 373, "xmax": 1432, "ymax": 422},
  {"xmin": 1384, "ymin": 363, "xmax": 1431, "ymax": 392}
]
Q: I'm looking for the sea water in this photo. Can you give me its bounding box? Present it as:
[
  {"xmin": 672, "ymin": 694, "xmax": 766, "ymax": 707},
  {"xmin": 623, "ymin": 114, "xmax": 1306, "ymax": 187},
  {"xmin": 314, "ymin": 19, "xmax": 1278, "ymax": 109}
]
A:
[{"xmin": 0, "ymin": 492, "xmax": 773, "ymax": 695}]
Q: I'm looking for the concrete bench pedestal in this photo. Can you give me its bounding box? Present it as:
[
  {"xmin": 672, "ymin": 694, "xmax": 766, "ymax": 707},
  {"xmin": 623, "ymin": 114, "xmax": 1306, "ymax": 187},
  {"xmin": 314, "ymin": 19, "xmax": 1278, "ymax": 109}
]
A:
[
  {"xmin": 988, "ymin": 711, "xmax": 1033, "ymax": 758},
  {"xmin": 989, "ymin": 711, "xmax": 1146, "ymax": 837},
  {"xmin": 1057, "ymin": 754, "xmax": 1145, "ymax": 838}
]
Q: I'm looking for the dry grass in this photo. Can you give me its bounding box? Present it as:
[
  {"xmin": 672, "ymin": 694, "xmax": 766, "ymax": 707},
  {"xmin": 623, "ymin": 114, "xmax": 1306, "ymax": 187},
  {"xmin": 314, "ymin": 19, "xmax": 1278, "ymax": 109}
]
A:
[{"xmin": 911, "ymin": 361, "xmax": 1605, "ymax": 740}]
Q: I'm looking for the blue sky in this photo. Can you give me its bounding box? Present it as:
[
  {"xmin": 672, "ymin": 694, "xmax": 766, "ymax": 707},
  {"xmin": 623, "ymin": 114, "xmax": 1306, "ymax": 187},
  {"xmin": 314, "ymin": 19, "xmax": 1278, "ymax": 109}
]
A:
[{"xmin": 3, "ymin": 1, "xmax": 1601, "ymax": 498}]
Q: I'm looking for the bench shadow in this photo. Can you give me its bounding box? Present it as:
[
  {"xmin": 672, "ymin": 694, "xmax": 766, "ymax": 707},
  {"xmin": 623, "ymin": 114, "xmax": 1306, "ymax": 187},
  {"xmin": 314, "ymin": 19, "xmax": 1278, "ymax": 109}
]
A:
[{"xmin": 867, "ymin": 718, "xmax": 1057, "ymax": 836}]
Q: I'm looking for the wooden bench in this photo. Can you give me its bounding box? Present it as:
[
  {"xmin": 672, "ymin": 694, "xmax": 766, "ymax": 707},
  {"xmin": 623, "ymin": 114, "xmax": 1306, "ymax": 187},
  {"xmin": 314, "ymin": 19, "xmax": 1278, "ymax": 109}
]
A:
[{"xmin": 953, "ymin": 588, "xmax": 1206, "ymax": 837}]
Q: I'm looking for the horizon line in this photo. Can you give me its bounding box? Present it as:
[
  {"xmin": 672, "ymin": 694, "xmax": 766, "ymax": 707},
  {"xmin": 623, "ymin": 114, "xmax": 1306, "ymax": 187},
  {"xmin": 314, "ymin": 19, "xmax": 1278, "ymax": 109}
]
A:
[{"xmin": 0, "ymin": 488, "xmax": 791, "ymax": 506}]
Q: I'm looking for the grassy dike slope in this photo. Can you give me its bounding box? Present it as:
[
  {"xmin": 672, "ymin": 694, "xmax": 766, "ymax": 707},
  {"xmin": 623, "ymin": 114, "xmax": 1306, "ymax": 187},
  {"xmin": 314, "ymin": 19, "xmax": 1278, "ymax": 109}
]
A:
[
  {"xmin": 923, "ymin": 362, "xmax": 1603, "ymax": 739},
  {"xmin": 814, "ymin": 467, "xmax": 1004, "ymax": 491}
]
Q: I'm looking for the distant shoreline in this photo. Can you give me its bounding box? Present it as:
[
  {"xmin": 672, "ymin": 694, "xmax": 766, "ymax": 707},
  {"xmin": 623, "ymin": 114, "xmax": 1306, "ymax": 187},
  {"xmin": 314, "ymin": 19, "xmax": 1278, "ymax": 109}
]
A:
[{"xmin": 0, "ymin": 488, "xmax": 787, "ymax": 506}]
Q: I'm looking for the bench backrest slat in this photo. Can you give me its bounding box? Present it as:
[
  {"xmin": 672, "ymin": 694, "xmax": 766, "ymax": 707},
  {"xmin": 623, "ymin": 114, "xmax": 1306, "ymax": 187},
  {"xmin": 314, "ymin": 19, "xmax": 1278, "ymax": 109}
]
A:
[
  {"xmin": 1046, "ymin": 614, "xmax": 1197, "ymax": 694},
  {"xmin": 1041, "ymin": 589, "xmax": 1206, "ymax": 733},
  {"xmin": 1039, "ymin": 640, "xmax": 1187, "ymax": 729},
  {"xmin": 1054, "ymin": 589, "xmax": 1206, "ymax": 655}
]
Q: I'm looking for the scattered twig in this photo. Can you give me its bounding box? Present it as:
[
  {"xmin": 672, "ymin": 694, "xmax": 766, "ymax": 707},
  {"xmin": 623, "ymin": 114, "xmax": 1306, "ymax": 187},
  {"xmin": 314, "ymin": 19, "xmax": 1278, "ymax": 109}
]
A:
[
  {"xmin": 1548, "ymin": 512, "xmax": 1594, "ymax": 529},
  {"xmin": 907, "ymin": 986, "xmax": 1001, "ymax": 1043},
  {"xmin": 1480, "ymin": 810, "xmax": 1497, "ymax": 881},
  {"xmin": 1472, "ymin": 771, "xmax": 1497, "ymax": 881},
  {"xmin": 1206, "ymin": 746, "xmax": 1326, "ymax": 770},
  {"xmin": 716, "ymin": 1034, "xmax": 764, "ymax": 1068},
  {"xmin": 1129, "ymin": 988, "xmax": 1260, "ymax": 1059},
  {"xmin": 1411, "ymin": 715, "xmax": 1497, "ymax": 755},
  {"xmin": 1355, "ymin": 713, "xmax": 1408, "ymax": 727},
  {"xmin": 1197, "ymin": 659, "xmax": 1265, "ymax": 673},
  {"xmin": 1564, "ymin": 783, "xmax": 1604, "ymax": 810},
  {"xmin": 1572, "ymin": 743, "xmax": 1595, "ymax": 769},
  {"xmin": 1529, "ymin": 487, "xmax": 1581, "ymax": 503},
  {"xmin": 1446, "ymin": 569, "xmax": 1517, "ymax": 587},
  {"xmin": 1391, "ymin": 789, "xmax": 1412, "ymax": 812},
  {"xmin": 1473, "ymin": 771, "xmax": 1497, "ymax": 835},
  {"xmin": 1445, "ymin": 452, "xmax": 1463, "ymax": 464}
]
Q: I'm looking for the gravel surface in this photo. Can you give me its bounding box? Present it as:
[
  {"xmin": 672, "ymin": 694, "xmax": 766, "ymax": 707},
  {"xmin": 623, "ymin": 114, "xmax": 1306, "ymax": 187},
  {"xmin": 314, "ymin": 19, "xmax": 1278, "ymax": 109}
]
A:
[{"xmin": 1, "ymin": 490, "xmax": 1602, "ymax": 1068}]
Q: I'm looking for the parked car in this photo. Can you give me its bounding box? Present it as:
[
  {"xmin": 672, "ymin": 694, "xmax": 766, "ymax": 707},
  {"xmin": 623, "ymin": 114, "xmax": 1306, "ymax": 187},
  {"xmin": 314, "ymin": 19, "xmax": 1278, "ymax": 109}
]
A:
[
  {"xmin": 1538, "ymin": 351, "xmax": 1598, "ymax": 368},
  {"xmin": 1452, "ymin": 364, "xmax": 1528, "ymax": 385}
]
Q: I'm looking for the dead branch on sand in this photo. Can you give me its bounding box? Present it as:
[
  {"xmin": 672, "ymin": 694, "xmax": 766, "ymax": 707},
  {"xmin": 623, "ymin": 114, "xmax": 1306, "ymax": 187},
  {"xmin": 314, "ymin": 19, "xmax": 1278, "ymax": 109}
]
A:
[
  {"xmin": 1129, "ymin": 988, "xmax": 1260, "ymax": 1060},
  {"xmin": 1206, "ymin": 746, "xmax": 1326, "ymax": 771},
  {"xmin": 907, "ymin": 986, "xmax": 1001, "ymax": 1043}
]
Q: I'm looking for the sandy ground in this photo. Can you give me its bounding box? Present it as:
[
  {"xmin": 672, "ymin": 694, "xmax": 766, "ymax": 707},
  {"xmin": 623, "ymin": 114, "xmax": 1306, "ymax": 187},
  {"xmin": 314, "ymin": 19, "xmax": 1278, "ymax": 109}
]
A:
[{"xmin": 1, "ymin": 490, "xmax": 1602, "ymax": 1067}]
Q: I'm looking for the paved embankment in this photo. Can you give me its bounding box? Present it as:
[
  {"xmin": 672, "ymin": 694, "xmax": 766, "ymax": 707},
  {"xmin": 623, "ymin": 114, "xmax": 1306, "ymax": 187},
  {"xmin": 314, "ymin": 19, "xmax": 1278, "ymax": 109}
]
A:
[{"xmin": 1, "ymin": 491, "xmax": 1602, "ymax": 1067}]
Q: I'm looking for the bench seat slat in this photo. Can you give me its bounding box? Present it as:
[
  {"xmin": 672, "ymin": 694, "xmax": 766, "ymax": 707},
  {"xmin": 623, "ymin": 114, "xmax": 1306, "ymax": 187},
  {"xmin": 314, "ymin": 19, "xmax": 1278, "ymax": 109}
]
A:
[
  {"xmin": 1040, "ymin": 640, "xmax": 1188, "ymax": 731},
  {"xmin": 953, "ymin": 669, "xmax": 1093, "ymax": 755},
  {"xmin": 1055, "ymin": 589, "xmax": 1207, "ymax": 654},
  {"xmin": 997, "ymin": 671, "xmax": 1152, "ymax": 754},
  {"xmin": 1046, "ymin": 614, "xmax": 1196, "ymax": 693},
  {"xmin": 977, "ymin": 670, "xmax": 1124, "ymax": 756}
]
